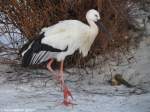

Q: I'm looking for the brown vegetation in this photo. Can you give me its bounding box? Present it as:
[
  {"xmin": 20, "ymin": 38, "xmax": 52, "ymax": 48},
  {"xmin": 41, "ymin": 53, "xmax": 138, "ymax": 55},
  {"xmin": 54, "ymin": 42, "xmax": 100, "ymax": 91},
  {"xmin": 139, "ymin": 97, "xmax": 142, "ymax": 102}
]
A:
[{"xmin": 0, "ymin": 0, "xmax": 131, "ymax": 66}]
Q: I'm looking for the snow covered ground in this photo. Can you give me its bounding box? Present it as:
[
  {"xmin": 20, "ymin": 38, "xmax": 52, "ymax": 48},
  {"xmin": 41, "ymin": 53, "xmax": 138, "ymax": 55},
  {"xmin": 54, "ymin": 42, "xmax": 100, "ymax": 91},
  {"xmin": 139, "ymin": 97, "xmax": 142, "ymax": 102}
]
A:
[
  {"xmin": 0, "ymin": 83, "xmax": 150, "ymax": 112},
  {"xmin": 0, "ymin": 36, "xmax": 150, "ymax": 112}
]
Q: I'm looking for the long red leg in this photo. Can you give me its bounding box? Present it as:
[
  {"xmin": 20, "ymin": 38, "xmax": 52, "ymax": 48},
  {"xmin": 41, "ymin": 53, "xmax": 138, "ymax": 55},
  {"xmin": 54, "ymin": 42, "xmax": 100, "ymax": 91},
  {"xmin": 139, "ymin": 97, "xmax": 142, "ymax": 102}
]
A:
[
  {"xmin": 59, "ymin": 61, "xmax": 74, "ymax": 106},
  {"xmin": 47, "ymin": 59, "xmax": 54, "ymax": 72},
  {"xmin": 47, "ymin": 59, "xmax": 59, "ymax": 80}
]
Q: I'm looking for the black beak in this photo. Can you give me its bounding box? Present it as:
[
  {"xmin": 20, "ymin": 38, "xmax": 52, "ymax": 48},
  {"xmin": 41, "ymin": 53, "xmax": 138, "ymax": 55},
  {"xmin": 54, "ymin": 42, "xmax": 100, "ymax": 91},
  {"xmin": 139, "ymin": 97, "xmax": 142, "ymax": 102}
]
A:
[{"xmin": 96, "ymin": 21, "xmax": 113, "ymax": 41}]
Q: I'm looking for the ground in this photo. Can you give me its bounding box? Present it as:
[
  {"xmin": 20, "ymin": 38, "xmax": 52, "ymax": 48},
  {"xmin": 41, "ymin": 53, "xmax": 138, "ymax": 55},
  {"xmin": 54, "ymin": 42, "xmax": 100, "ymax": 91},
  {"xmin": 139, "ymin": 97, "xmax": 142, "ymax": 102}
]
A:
[
  {"xmin": 0, "ymin": 83, "xmax": 150, "ymax": 112},
  {"xmin": 0, "ymin": 36, "xmax": 150, "ymax": 112}
]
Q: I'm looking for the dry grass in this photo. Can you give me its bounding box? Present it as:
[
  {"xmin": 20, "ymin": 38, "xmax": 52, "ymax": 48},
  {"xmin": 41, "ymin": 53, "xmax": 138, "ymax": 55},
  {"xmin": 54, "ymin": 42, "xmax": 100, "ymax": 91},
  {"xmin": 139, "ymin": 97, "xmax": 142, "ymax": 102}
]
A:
[{"xmin": 0, "ymin": 0, "xmax": 131, "ymax": 66}]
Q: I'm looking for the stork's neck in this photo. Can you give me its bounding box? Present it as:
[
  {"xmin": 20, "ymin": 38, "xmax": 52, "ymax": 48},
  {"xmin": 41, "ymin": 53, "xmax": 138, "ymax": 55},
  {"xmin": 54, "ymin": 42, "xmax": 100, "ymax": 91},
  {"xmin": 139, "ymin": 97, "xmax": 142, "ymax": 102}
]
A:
[
  {"xmin": 87, "ymin": 18, "xmax": 99, "ymax": 37},
  {"xmin": 79, "ymin": 18, "xmax": 99, "ymax": 57}
]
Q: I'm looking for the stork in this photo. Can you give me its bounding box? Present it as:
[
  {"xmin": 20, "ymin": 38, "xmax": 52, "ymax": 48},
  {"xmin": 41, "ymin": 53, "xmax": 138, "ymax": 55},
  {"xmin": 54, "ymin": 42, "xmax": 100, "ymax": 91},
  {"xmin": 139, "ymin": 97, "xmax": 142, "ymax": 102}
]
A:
[{"xmin": 20, "ymin": 9, "xmax": 112, "ymax": 106}]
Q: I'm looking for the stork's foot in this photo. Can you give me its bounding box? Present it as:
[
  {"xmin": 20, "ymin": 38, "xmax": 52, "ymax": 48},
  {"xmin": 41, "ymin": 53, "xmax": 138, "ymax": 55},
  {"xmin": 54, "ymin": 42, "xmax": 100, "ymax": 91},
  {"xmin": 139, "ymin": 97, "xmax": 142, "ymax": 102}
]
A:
[
  {"xmin": 63, "ymin": 100, "xmax": 75, "ymax": 106},
  {"xmin": 62, "ymin": 85, "xmax": 75, "ymax": 106}
]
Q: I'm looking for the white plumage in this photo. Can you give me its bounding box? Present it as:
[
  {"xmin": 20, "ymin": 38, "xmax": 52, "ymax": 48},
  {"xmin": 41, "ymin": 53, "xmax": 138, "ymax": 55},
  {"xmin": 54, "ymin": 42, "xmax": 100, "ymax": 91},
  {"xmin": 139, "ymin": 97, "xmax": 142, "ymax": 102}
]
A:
[
  {"xmin": 41, "ymin": 20, "xmax": 95, "ymax": 61},
  {"xmin": 21, "ymin": 9, "xmax": 111, "ymax": 106}
]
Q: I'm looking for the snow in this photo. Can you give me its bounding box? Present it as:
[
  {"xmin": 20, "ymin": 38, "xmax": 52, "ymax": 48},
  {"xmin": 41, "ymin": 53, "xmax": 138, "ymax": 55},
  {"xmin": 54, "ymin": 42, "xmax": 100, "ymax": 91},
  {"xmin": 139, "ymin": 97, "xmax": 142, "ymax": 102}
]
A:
[
  {"xmin": 0, "ymin": 36, "xmax": 150, "ymax": 112},
  {"xmin": 0, "ymin": 83, "xmax": 150, "ymax": 112}
]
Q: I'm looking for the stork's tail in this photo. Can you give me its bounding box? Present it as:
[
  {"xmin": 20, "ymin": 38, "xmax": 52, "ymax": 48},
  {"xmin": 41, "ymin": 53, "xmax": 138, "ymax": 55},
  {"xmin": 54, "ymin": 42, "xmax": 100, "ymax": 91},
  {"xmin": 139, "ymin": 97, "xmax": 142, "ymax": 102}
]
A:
[{"xmin": 20, "ymin": 33, "xmax": 68, "ymax": 67}]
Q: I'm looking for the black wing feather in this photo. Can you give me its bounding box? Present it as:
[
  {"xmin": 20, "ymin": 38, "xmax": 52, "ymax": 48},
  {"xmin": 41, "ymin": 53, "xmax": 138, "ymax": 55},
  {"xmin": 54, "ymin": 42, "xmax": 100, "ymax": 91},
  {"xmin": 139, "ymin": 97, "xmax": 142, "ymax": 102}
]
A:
[{"xmin": 21, "ymin": 32, "xmax": 68, "ymax": 67}]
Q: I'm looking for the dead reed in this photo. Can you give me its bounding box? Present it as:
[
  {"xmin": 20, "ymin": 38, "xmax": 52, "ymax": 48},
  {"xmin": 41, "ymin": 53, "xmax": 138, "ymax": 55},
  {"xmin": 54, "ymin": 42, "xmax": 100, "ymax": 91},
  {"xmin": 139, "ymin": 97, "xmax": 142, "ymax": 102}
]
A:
[{"xmin": 0, "ymin": 0, "xmax": 131, "ymax": 66}]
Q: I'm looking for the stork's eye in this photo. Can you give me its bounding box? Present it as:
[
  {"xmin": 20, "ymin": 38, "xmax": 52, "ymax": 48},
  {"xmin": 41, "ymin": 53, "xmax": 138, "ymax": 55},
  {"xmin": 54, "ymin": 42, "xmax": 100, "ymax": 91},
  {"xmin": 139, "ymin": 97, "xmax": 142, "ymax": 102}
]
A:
[{"xmin": 95, "ymin": 15, "xmax": 98, "ymax": 18}]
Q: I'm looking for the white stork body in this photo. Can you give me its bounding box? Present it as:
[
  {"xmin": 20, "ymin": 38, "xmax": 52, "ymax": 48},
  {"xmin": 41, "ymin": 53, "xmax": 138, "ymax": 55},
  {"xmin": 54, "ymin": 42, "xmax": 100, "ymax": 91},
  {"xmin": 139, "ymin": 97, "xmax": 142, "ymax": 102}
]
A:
[
  {"xmin": 21, "ymin": 9, "xmax": 109, "ymax": 106},
  {"xmin": 41, "ymin": 20, "xmax": 96, "ymax": 61}
]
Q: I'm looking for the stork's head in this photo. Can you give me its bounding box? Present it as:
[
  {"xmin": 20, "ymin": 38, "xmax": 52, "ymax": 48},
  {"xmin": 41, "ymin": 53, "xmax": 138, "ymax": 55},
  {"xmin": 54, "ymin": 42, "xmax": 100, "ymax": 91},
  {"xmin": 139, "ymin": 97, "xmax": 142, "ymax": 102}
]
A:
[
  {"xmin": 86, "ymin": 9, "xmax": 113, "ymax": 41},
  {"xmin": 86, "ymin": 9, "xmax": 100, "ymax": 22}
]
